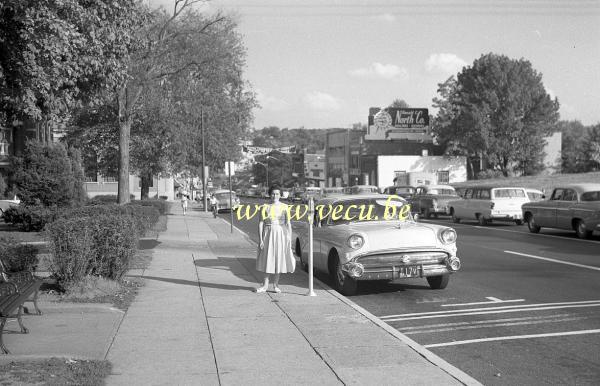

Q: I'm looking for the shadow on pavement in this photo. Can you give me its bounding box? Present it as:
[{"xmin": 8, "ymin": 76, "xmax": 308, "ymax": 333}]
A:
[
  {"xmin": 126, "ymin": 274, "xmax": 253, "ymax": 291},
  {"xmin": 138, "ymin": 239, "xmax": 161, "ymax": 250}
]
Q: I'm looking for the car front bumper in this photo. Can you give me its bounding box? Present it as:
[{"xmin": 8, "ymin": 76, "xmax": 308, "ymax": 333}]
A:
[{"xmin": 343, "ymin": 255, "xmax": 461, "ymax": 281}]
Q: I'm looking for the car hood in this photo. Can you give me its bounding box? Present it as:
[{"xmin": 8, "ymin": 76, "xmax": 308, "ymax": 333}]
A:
[{"xmin": 341, "ymin": 221, "xmax": 442, "ymax": 249}]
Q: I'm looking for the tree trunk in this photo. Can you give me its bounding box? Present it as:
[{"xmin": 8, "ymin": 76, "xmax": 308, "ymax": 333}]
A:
[
  {"xmin": 118, "ymin": 117, "xmax": 131, "ymax": 204},
  {"xmin": 140, "ymin": 172, "xmax": 152, "ymax": 200}
]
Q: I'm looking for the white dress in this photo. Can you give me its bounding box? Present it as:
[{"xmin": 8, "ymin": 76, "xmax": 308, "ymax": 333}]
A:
[{"xmin": 256, "ymin": 203, "xmax": 296, "ymax": 274}]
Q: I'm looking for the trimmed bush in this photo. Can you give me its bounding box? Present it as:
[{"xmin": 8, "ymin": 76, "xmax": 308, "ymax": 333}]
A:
[
  {"xmin": 2, "ymin": 204, "xmax": 59, "ymax": 232},
  {"xmin": 46, "ymin": 214, "xmax": 138, "ymax": 284},
  {"xmin": 131, "ymin": 199, "xmax": 170, "ymax": 215},
  {"xmin": 62, "ymin": 204, "xmax": 159, "ymax": 236},
  {"xmin": 87, "ymin": 195, "xmax": 118, "ymax": 204},
  {"xmin": 9, "ymin": 141, "xmax": 86, "ymax": 207},
  {"xmin": 46, "ymin": 217, "xmax": 95, "ymax": 283},
  {"xmin": 0, "ymin": 237, "xmax": 39, "ymax": 272}
]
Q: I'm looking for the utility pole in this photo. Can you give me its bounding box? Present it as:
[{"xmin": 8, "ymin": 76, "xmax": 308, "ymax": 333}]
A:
[{"xmin": 201, "ymin": 106, "xmax": 207, "ymax": 212}]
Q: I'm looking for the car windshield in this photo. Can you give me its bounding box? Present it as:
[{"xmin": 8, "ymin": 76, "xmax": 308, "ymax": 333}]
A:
[
  {"xmin": 527, "ymin": 192, "xmax": 543, "ymax": 201},
  {"xmin": 395, "ymin": 187, "xmax": 414, "ymax": 193},
  {"xmin": 324, "ymin": 198, "xmax": 411, "ymax": 225},
  {"xmin": 494, "ymin": 189, "xmax": 526, "ymax": 198},
  {"xmin": 429, "ymin": 189, "xmax": 456, "ymax": 195},
  {"xmin": 581, "ymin": 191, "xmax": 600, "ymax": 201}
]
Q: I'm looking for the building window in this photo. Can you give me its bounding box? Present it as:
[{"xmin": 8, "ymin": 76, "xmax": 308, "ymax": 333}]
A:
[
  {"xmin": 311, "ymin": 169, "xmax": 320, "ymax": 177},
  {"xmin": 437, "ymin": 170, "xmax": 450, "ymax": 184}
]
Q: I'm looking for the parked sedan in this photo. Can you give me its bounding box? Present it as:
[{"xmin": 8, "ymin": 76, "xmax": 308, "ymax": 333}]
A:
[
  {"xmin": 292, "ymin": 194, "xmax": 461, "ymax": 295},
  {"xmin": 411, "ymin": 185, "xmax": 460, "ymax": 218},
  {"xmin": 522, "ymin": 183, "xmax": 600, "ymax": 239}
]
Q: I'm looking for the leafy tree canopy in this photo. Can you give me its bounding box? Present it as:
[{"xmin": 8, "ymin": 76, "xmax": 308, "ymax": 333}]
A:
[
  {"xmin": 432, "ymin": 53, "xmax": 559, "ymax": 176},
  {"xmin": 0, "ymin": 0, "xmax": 145, "ymax": 129}
]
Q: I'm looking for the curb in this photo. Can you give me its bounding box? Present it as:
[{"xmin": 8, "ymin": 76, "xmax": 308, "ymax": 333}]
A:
[{"xmin": 216, "ymin": 216, "xmax": 482, "ymax": 386}]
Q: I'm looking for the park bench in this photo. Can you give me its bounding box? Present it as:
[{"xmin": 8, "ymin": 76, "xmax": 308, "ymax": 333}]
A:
[{"xmin": 0, "ymin": 257, "xmax": 43, "ymax": 354}]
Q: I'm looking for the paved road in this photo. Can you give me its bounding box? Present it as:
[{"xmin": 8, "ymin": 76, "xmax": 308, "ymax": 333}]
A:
[{"xmin": 224, "ymin": 198, "xmax": 600, "ymax": 385}]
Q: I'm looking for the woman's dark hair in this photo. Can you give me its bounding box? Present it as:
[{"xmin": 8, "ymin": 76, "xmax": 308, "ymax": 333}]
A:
[{"xmin": 268, "ymin": 184, "xmax": 282, "ymax": 196}]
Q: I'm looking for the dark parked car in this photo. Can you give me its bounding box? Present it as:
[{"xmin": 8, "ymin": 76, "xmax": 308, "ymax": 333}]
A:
[{"xmin": 522, "ymin": 183, "xmax": 600, "ymax": 239}]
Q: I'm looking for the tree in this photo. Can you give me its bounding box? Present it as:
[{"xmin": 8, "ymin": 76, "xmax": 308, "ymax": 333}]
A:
[
  {"xmin": 555, "ymin": 120, "xmax": 588, "ymax": 173},
  {"xmin": 0, "ymin": 0, "xmax": 144, "ymax": 137},
  {"xmin": 583, "ymin": 124, "xmax": 600, "ymax": 171},
  {"xmin": 112, "ymin": 0, "xmax": 258, "ymax": 204},
  {"xmin": 388, "ymin": 99, "xmax": 410, "ymax": 108},
  {"xmin": 431, "ymin": 53, "xmax": 559, "ymax": 177}
]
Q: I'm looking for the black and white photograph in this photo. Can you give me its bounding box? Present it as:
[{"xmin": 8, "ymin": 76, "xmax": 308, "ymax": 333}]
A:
[{"xmin": 0, "ymin": 0, "xmax": 599, "ymax": 384}]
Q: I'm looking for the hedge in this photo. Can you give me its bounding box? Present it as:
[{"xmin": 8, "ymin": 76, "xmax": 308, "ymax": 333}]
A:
[
  {"xmin": 46, "ymin": 214, "xmax": 138, "ymax": 284},
  {"xmin": 2, "ymin": 204, "xmax": 59, "ymax": 232},
  {"xmin": 0, "ymin": 237, "xmax": 39, "ymax": 272}
]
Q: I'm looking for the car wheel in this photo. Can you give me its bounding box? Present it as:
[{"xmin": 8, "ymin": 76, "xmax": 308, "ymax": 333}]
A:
[
  {"xmin": 332, "ymin": 255, "xmax": 358, "ymax": 296},
  {"xmin": 527, "ymin": 214, "xmax": 541, "ymax": 233},
  {"xmin": 515, "ymin": 219, "xmax": 524, "ymax": 226},
  {"xmin": 296, "ymin": 239, "xmax": 308, "ymax": 272},
  {"xmin": 451, "ymin": 209, "xmax": 460, "ymax": 223},
  {"xmin": 575, "ymin": 220, "xmax": 593, "ymax": 239},
  {"xmin": 477, "ymin": 214, "xmax": 487, "ymax": 226},
  {"xmin": 427, "ymin": 274, "xmax": 449, "ymax": 289}
]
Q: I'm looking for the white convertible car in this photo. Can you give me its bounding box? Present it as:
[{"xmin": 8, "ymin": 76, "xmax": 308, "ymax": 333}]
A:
[{"xmin": 292, "ymin": 194, "xmax": 461, "ymax": 295}]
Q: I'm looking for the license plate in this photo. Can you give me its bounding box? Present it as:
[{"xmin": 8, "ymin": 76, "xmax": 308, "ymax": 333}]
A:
[{"xmin": 397, "ymin": 266, "xmax": 420, "ymax": 278}]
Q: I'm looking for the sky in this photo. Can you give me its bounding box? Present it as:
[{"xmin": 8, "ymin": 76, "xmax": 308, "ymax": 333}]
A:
[{"xmin": 150, "ymin": 0, "xmax": 600, "ymax": 130}]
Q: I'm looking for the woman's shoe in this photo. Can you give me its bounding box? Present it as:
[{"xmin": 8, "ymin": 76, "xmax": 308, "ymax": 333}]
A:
[
  {"xmin": 273, "ymin": 287, "xmax": 282, "ymax": 293},
  {"xmin": 255, "ymin": 287, "xmax": 267, "ymax": 293}
]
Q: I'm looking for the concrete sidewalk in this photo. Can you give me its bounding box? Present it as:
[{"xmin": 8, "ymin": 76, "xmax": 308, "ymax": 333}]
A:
[{"xmin": 105, "ymin": 203, "xmax": 481, "ymax": 385}]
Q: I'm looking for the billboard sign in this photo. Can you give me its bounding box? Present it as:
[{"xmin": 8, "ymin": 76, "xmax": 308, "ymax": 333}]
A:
[{"xmin": 366, "ymin": 107, "xmax": 431, "ymax": 141}]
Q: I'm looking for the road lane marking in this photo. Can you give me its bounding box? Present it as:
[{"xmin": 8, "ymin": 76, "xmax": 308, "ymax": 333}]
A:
[
  {"xmin": 380, "ymin": 299, "xmax": 600, "ymax": 319},
  {"xmin": 442, "ymin": 297, "xmax": 525, "ymax": 307},
  {"xmin": 504, "ymin": 250, "xmax": 600, "ymax": 271},
  {"xmin": 403, "ymin": 316, "xmax": 586, "ymax": 334},
  {"xmin": 396, "ymin": 314, "xmax": 573, "ymax": 330},
  {"xmin": 382, "ymin": 303, "xmax": 600, "ymax": 321},
  {"xmin": 420, "ymin": 219, "xmax": 600, "ymax": 244},
  {"xmin": 424, "ymin": 329, "xmax": 600, "ymax": 348}
]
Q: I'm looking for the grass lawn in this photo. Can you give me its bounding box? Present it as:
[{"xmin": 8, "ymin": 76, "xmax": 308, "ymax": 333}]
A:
[
  {"xmin": 0, "ymin": 358, "xmax": 111, "ymax": 386},
  {"xmin": 452, "ymin": 171, "xmax": 600, "ymax": 194}
]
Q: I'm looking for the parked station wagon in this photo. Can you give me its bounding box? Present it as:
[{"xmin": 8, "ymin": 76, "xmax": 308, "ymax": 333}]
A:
[
  {"xmin": 522, "ymin": 183, "xmax": 600, "ymax": 239},
  {"xmin": 411, "ymin": 185, "xmax": 460, "ymax": 218},
  {"xmin": 448, "ymin": 186, "xmax": 529, "ymax": 225},
  {"xmin": 292, "ymin": 194, "xmax": 461, "ymax": 295}
]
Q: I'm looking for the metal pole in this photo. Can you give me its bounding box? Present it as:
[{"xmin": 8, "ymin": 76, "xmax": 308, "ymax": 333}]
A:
[
  {"xmin": 201, "ymin": 107, "xmax": 207, "ymax": 212},
  {"xmin": 228, "ymin": 160, "xmax": 233, "ymax": 233},
  {"xmin": 306, "ymin": 197, "xmax": 316, "ymax": 296},
  {"xmin": 266, "ymin": 161, "xmax": 269, "ymax": 189}
]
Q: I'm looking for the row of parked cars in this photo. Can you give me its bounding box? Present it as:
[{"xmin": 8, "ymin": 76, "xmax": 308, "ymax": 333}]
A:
[
  {"xmin": 290, "ymin": 182, "xmax": 599, "ymax": 297},
  {"xmin": 383, "ymin": 183, "xmax": 600, "ymax": 240}
]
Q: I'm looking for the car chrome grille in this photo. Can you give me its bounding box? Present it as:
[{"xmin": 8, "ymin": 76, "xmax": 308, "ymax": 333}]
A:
[{"xmin": 357, "ymin": 251, "xmax": 448, "ymax": 265}]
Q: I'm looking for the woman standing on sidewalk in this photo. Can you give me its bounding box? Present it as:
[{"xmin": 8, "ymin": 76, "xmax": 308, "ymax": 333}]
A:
[{"xmin": 255, "ymin": 184, "xmax": 295, "ymax": 293}]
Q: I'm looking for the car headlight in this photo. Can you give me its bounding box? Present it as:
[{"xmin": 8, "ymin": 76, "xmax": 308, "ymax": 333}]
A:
[
  {"xmin": 440, "ymin": 228, "xmax": 457, "ymax": 244},
  {"xmin": 347, "ymin": 234, "xmax": 365, "ymax": 250}
]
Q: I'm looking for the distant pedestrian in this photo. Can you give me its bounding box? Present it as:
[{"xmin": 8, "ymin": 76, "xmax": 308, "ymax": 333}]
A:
[
  {"xmin": 209, "ymin": 194, "xmax": 218, "ymax": 218},
  {"xmin": 255, "ymin": 184, "xmax": 295, "ymax": 293},
  {"xmin": 181, "ymin": 190, "xmax": 189, "ymax": 215}
]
